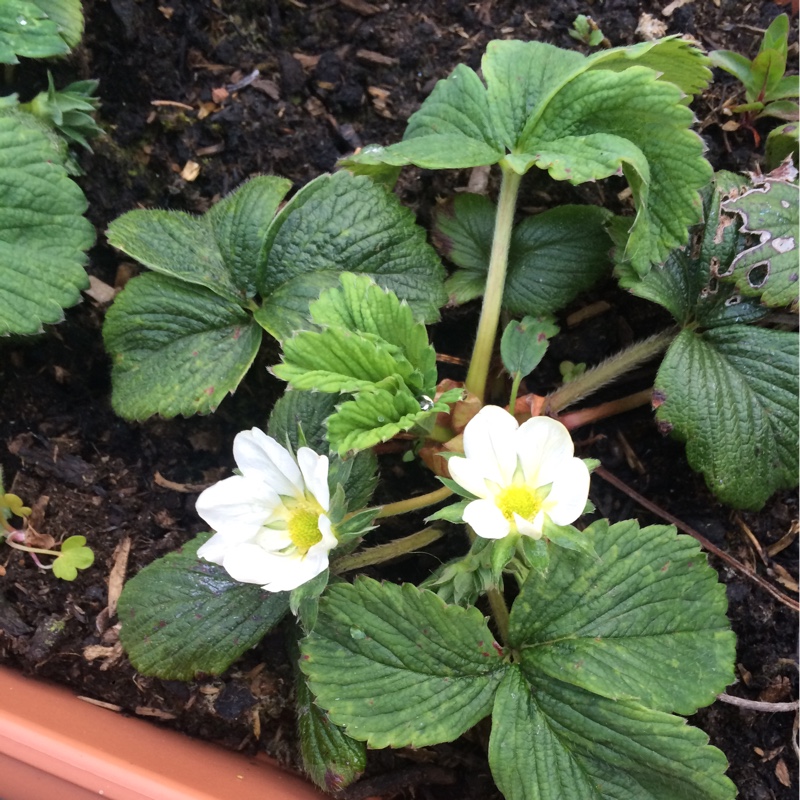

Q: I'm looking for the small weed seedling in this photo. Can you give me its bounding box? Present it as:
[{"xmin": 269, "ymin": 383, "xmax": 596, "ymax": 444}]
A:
[
  {"xmin": 0, "ymin": 467, "xmax": 94, "ymax": 580},
  {"xmin": 110, "ymin": 33, "xmax": 798, "ymax": 800},
  {"xmin": 568, "ymin": 14, "xmax": 608, "ymax": 48},
  {"xmin": 710, "ymin": 13, "xmax": 799, "ymax": 167}
]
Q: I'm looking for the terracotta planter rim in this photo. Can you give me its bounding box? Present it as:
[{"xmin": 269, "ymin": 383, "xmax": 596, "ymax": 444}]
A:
[{"xmin": 0, "ymin": 665, "xmax": 323, "ymax": 800}]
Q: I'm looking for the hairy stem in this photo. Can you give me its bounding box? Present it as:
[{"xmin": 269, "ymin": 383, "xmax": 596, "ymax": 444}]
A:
[
  {"xmin": 487, "ymin": 587, "xmax": 510, "ymax": 645},
  {"xmin": 465, "ymin": 166, "xmax": 522, "ymax": 401},
  {"xmin": 546, "ymin": 329, "xmax": 677, "ymax": 414},
  {"xmin": 331, "ymin": 527, "xmax": 444, "ymax": 573},
  {"xmin": 374, "ymin": 485, "xmax": 452, "ymax": 519}
]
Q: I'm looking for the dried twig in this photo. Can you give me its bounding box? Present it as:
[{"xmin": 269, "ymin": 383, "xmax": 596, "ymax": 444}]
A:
[
  {"xmin": 717, "ymin": 693, "xmax": 799, "ymax": 713},
  {"xmin": 595, "ymin": 466, "xmax": 800, "ymax": 613}
]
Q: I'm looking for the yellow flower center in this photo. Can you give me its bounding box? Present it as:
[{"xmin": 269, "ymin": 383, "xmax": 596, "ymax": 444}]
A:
[
  {"xmin": 287, "ymin": 505, "xmax": 323, "ymax": 554},
  {"xmin": 495, "ymin": 485, "xmax": 540, "ymax": 523}
]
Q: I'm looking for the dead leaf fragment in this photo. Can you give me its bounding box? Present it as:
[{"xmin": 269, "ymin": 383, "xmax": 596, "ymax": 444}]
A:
[
  {"xmin": 180, "ymin": 160, "xmax": 201, "ymax": 181},
  {"xmin": 107, "ymin": 535, "xmax": 131, "ymax": 617},
  {"xmin": 135, "ymin": 706, "xmax": 178, "ymax": 720},
  {"xmin": 154, "ymin": 471, "xmax": 211, "ymax": 493},
  {"xmin": 771, "ymin": 563, "xmax": 799, "ymax": 592},
  {"xmin": 85, "ymin": 275, "xmax": 118, "ymax": 304},
  {"xmin": 775, "ymin": 759, "xmax": 791, "ymax": 787},
  {"xmin": 211, "ymin": 86, "xmax": 229, "ymax": 104},
  {"xmin": 636, "ymin": 13, "xmax": 668, "ymax": 40},
  {"xmin": 356, "ymin": 49, "xmax": 397, "ymax": 66},
  {"xmin": 339, "ymin": 0, "xmax": 379, "ymax": 15},
  {"xmin": 661, "ymin": 0, "xmax": 694, "ymax": 16}
]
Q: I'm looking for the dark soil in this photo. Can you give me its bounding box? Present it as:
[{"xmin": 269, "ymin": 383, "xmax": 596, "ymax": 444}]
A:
[{"xmin": 1, "ymin": 1, "xmax": 797, "ymax": 799}]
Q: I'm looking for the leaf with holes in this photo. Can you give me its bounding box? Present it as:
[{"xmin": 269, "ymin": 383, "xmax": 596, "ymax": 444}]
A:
[
  {"xmin": 300, "ymin": 577, "xmax": 506, "ymax": 749},
  {"xmin": 722, "ymin": 179, "xmax": 799, "ymax": 307},
  {"xmin": 118, "ymin": 533, "xmax": 289, "ymax": 680}
]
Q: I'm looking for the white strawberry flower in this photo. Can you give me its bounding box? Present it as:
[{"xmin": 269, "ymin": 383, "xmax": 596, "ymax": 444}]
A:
[
  {"xmin": 195, "ymin": 428, "xmax": 337, "ymax": 592},
  {"xmin": 447, "ymin": 406, "xmax": 590, "ymax": 540}
]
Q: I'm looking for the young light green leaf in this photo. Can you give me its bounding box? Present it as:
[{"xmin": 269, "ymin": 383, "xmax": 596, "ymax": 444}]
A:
[
  {"xmin": 300, "ymin": 577, "xmax": 506, "ymax": 749},
  {"xmin": 118, "ymin": 533, "xmax": 289, "ymax": 680},
  {"xmin": 32, "ymin": 0, "xmax": 83, "ymax": 48},
  {"xmin": 256, "ymin": 172, "xmax": 446, "ymax": 338},
  {"xmin": 510, "ymin": 519, "xmax": 735, "ymax": 714},
  {"xmin": 501, "ymin": 316, "xmax": 559, "ymax": 378},
  {"xmin": 722, "ymin": 179, "xmax": 799, "ymax": 307},
  {"xmin": 0, "ymin": 0, "xmax": 74, "ymax": 63},
  {"xmin": 107, "ymin": 176, "xmax": 291, "ymax": 303},
  {"xmin": 326, "ymin": 378, "xmax": 452, "ymax": 456},
  {"xmin": 436, "ymin": 195, "xmax": 613, "ymax": 312},
  {"xmin": 489, "ymin": 666, "xmax": 736, "ymax": 800},
  {"xmin": 296, "ymin": 665, "xmax": 366, "ymax": 792},
  {"xmin": 0, "ymin": 111, "xmax": 93, "ymax": 335},
  {"xmin": 655, "ymin": 326, "xmax": 798, "ymax": 509},
  {"xmin": 51, "ymin": 535, "xmax": 94, "ymax": 581},
  {"xmin": 274, "ymin": 327, "xmax": 419, "ymax": 394},
  {"xmin": 103, "ymin": 273, "xmax": 262, "ymax": 419},
  {"xmin": 587, "ymin": 36, "xmax": 712, "ymax": 97}
]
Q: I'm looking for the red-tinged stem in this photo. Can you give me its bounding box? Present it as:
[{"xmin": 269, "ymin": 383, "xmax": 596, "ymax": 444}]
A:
[{"xmin": 556, "ymin": 388, "xmax": 654, "ymax": 430}]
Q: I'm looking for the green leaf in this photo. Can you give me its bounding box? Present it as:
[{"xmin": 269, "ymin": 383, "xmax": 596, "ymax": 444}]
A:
[
  {"xmin": 107, "ymin": 176, "xmax": 291, "ymax": 303},
  {"xmin": 327, "ymin": 377, "xmax": 447, "ymax": 456},
  {"xmin": 501, "ymin": 315, "xmax": 559, "ymax": 377},
  {"xmin": 0, "ymin": 111, "xmax": 93, "ymax": 335},
  {"xmin": 436, "ymin": 195, "xmax": 613, "ymax": 313},
  {"xmin": 118, "ymin": 533, "xmax": 289, "ymax": 680},
  {"xmin": 296, "ymin": 665, "xmax": 366, "ymax": 792},
  {"xmin": 722, "ymin": 179, "xmax": 799, "ymax": 307},
  {"xmin": 519, "ymin": 66, "xmax": 710, "ymax": 274},
  {"xmin": 32, "ymin": 0, "xmax": 83, "ymax": 48},
  {"xmin": 618, "ymin": 173, "xmax": 766, "ymax": 328},
  {"xmin": 256, "ymin": 172, "xmax": 446, "ymax": 338},
  {"xmin": 489, "ymin": 665, "xmax": 735, "ymax": 800},
  {"xmin": 765, "ymin": 123, "xmax": 799, "ymax": 171},
  {"xmin": 103, "ymin": 273, "xmax": 262, "ymax": 419},
  {"xmin": 709, "ymin": 50, "xmax": 757, "ymax": 93},
  {"xmin": 51, "ymin": 535, "xmax": 94, "ymax": 581},
  {"xmin": 274, "ymin": 274, "xmax": 437, "ymax": 395},
  {"xmin": 510, "ymin": 519, "xmax": 735, "ymax": 715},
  {"xmin": 655, "ymin": 325, "xmax": 798, "ymax": 509},
  {"xmin": 587, "ymin": 36, "xmax": 712, "ymax": 98},
  {"xmin": 267, "ymin": 390, "xmax": 338, "ymax": 453},
  {"xmin": 0, "ymin": 0, "xmax": 75, "ymax": 63},
  {"xmin": 300, "ymin": 577, "xmax": 506, "ymax": 748},
  {"xmin": 483, "ymin": 39, "xmax": 585, "ymax": 152}
]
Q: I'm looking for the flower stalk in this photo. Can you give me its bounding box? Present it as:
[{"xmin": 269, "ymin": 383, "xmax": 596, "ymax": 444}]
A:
[
  {"xmin": 331, "ymin": 526, "xmax": 445, "ymax": 573},
  {"xmin": 374, "ymin": 485, "xmax": 453, "ymax": 519}
]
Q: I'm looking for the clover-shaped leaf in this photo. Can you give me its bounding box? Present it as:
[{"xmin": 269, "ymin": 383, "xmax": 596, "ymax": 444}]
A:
[{"xmin": 52, "ymin": 535, "xmax": 94, "ymax": 581}]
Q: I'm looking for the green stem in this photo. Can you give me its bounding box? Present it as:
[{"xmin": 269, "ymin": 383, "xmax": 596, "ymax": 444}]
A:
[
  {"xmin": 331, "ymin": 527, "xmax": 444, "ymax": 573},
  {"xmin": 373, "ymin": 485, "xmax": 452, "ymax": 519},
  {"xmin": 487, "ymin": 587, "xmax": 510, "ymax": 645},
  {"xmin": 465, "ymin": 166, "xmax": 522, "ymax": 401},
  {"xmin": 546, "ymin": 329, "xmax": 677, "ymax": 414},
  {"xmin": 508, "ymin": 371, "xmax": 523, "ymax": 414}
]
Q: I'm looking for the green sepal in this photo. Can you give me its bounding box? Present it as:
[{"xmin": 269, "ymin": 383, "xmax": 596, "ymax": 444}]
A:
[
  {"xmin": 541, "ymin": 517, "xmax": 597, "ymax": 558},
  {"xmin": 426, "ymin": 499, "xmax": 470, "ymax": 524},
  {"xmin": 290, "ymin": 568, "xmax": 330, "ymax": 633},
  {"xmin": 518, "ymin": 535, "xmax": 549, "ymax": 573}
]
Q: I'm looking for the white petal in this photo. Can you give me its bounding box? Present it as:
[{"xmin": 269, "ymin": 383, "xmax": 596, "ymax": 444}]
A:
[
  {"xmin": 447, "ymin": 456, "xmax": 491, "ymax": 499},
  {"xmin": 463, "ymin": 498, "xmax": 511, "ymax": 539},
  {"xmin": 297, "ymin": 447, "xmax": 330, "ymax": 510},
  {"xmin": 254, "ymin": 527, "xmax": 294, "ymax": 553},
  {"xmin": 263, "ymin": 548, "xmax": 330, "ymax": 592},
  {"xmin": 196, "ymin": 531, "xmax": 248, "ymax": 564},
  {"xmin": 317, "ymin": 514, "xmax": 339, "ymax": 549},
  {"xmin": 195, "ymin": 475, "xmax": 282, "ymax": 536},
  {"xmin": 514, "ymin": 513, "xmax": 543, "ymax": 540},
  {"xmin": 541, "ymin": 457, "xmax": 591, "ymax": 526},
  {"xmin": 221, "ymin": 542, "xmax": 286, "ymax": 585},
  {"xmin": 233, "ymin": 428, "xmax": 304, "ymax": 498},
  {"xmin": 516, "ymin": 416, "xmax": 575, "ymax": 488},
  {"xmin": 462, "ymin": 405, "xmax": 520, "ymax": 486}
]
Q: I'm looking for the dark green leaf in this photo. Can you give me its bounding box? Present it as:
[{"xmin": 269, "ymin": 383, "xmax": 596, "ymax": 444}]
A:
[
  {"xmin": 300, "ymin": 577, "xmax": 506, "ymax": 748},
  {"xmin": 103, "ymin": 273, "xmax": 262, "ymax": 419},
  {"xmin": 118, "ymin": 533, "xmax": 289, "ymax": 680},
  {"xmin": 500, "ymin": 316, "xmax": 559, "ymax": 377}
]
